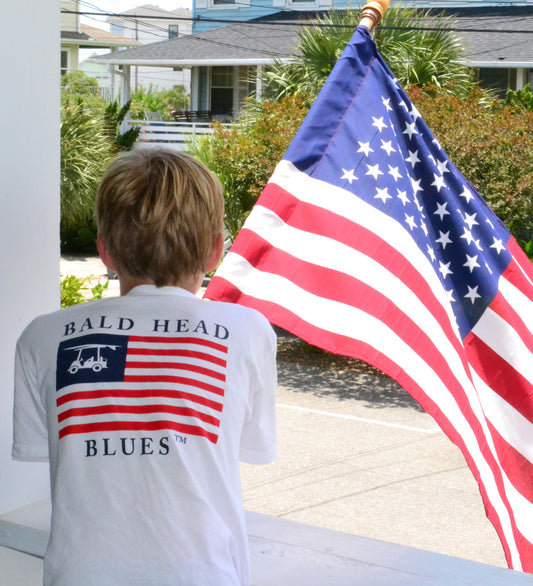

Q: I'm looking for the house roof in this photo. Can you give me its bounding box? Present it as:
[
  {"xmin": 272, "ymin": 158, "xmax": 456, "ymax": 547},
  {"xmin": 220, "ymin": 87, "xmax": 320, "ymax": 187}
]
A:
[
  {"xmin": 93, "ymin": 17, "xmax": 303, "ymax": 66},
  {"xmin": 92, "ymin": 6, "xmax": 533, "ymax": 68},
  {"xmin": 107, "ymin": 4, "xmax": 192, "ymax": 20},
  {"xmin": 61, "ymin": 24, "xmax": 139, "ymax": 49},
  {"xmin": 445, "ymin": 6, "xmax": 533, "ymax": 67}
]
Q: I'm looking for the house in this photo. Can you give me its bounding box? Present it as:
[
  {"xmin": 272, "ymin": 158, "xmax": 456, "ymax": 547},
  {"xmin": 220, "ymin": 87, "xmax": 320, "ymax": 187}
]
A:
[
  {"xmin": 107, "ymin": 4, "xmax": 193, "ymax": 92},
  {"xmin": 192, "ymin": 0, "xmax": 533, "ymax": 33},
  {"xmin": 61, "ymin": 0, "xmax": 138, "ymax": 78},
  {"xmin": 93, "ymin": 4, "xmax": 533, "ymax": 120}
]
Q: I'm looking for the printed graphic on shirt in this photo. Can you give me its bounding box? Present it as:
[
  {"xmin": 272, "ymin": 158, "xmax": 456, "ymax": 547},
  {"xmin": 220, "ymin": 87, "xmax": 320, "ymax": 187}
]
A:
[{"xmin": 56, "ymin": 332, "xmax": 228, "ymax": 444}]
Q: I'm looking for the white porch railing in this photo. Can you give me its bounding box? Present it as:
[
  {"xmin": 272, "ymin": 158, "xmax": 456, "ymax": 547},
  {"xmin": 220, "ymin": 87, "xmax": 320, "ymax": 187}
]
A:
[{"xmin": 130, "ymin": 119, "xmax": 219, "ymax": 151}]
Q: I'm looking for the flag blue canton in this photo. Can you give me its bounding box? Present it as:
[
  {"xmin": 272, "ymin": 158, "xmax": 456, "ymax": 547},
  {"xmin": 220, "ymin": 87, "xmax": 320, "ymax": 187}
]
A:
[{"xmin": 285, "ymin": 29, "xmax": 512, "ymax": 340}]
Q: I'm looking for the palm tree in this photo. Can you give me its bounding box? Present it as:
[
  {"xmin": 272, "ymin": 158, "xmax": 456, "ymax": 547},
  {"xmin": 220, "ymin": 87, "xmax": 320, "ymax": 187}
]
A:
[{"xmin": 262, "ymin": 7, "xmax": 475, "ymax": 102}]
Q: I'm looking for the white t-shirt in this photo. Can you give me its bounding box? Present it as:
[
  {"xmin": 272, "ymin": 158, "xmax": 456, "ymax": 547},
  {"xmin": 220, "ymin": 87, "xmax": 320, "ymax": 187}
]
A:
[{"xmin": 13, "ymin": 285, "xmax": 277, "ymax": 586}]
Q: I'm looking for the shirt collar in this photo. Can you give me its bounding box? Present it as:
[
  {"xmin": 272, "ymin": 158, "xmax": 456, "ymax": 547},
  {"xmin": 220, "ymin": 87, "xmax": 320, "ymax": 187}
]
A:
[{"xmin": 126, "ymin": 284, "xmax": 198, "ymax": 299}]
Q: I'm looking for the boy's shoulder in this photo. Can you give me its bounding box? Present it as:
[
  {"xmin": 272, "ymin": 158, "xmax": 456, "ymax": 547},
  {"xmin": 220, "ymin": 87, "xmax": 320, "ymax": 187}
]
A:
[
  {"xmin": 203, "ymin": 298, "xmax": 274, "ymax": 334},
  {"xmin": 18, "ymin": 298, "xmax": 112, "ymax": 343}
]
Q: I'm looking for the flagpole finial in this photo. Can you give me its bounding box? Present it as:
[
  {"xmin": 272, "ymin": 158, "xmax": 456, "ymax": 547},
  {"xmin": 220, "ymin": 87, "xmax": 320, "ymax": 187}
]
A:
[{"xmin": 359, "ymin": 0, "xmax": 390, "ymax": 31}]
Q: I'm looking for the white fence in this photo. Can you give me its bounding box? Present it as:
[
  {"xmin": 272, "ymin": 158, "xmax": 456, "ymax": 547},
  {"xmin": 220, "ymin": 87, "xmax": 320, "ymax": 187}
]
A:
[{"xmin": 130, "ymin": 119, "xmax": 217, "ymax": 151}]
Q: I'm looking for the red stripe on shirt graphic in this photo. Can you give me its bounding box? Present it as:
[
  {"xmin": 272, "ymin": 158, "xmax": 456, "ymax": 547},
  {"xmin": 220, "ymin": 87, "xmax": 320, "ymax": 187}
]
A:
[{"xmin": 56, "ymin": 333, "xmax": 228, "ymax": 443}]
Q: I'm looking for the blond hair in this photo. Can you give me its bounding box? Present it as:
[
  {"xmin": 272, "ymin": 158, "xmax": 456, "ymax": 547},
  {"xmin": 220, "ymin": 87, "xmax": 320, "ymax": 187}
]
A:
[{"xmin": 96, "ymin": 149, "xmax": 224, "ymax": 287}]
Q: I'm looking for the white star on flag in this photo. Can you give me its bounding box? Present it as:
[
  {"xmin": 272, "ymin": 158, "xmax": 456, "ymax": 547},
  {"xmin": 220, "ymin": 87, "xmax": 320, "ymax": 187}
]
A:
[{"xmin": 341, "ymin": 168, "xmax": 357, "ymax": 184}]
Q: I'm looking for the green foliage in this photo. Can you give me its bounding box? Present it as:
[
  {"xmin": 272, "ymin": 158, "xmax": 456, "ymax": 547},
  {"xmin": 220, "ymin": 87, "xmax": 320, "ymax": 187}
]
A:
[
  {"xmin": 130, "ymin": 84, "xmax": 189, "ymax": 120},
  {"xmin": 188, "ymin": 96, "xmax": 309, "ymax": 239},
  {"xmin": 505, "ymin": 83, "xmax": 533, "ymax": 112},
  {"xmin": 407, "ymin": 86, "xmax": 533, "ymax": 243},
  {"xmin": 61, "ymin": 71, "xmax": 100, "ymax": 95},
  {"xmin": 522, "ymin": 240, "xmax": 533, "ymax": 261},
  {"xmin": 60, "ymin": 274, "xmax": 109, "ymax": 308},
  {"xmin": 60, "ymin": 73, "xmax": 141, "ymax": 251},
  {"xmin": 376, "ymin": 8, "xmax": 474, "ymax": 94},
  {"xmin": 103, "ymin": 99, "xmax": 141, "ymax": 153},
  {"xmin": 61, "ymin": 94, "xmax": 113, "ymax": 251},
  {"xmin": 263, "ymin": 7, "xmax": 476, "ymax": 102}
]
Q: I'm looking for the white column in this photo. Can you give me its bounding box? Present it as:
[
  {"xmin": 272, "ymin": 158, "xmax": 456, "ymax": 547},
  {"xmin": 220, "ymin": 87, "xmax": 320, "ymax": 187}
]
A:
[
  {"xmin": 1, "ymin": 1, "xmax": 58, "ymax": 515},
  {"xmin": 121, "ymin": 64, "xmax": 132, "ymax": 134},
  {"xmin": 256, "ymin": 65, "xmax": 264, "ymax": 101},
  {"xmin": 516, "ymin": 68, "xmax": 528, "ymax": 90}
]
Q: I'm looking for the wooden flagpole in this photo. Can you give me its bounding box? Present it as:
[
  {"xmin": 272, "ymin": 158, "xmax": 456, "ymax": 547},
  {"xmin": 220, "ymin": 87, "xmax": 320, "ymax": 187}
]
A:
[{"xmin": 359, "ymin": 0, "xmax": 390, "ymax": 31}]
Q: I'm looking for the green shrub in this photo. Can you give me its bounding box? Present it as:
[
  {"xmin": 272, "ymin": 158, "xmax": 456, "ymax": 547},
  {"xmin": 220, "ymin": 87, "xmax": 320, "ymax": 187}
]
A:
[
  {"xmin": 60, "ymin": 94, "xmax": 113, "ymax": 252},
  {"xmin": 60, "ymin": 274, "xmax": 109, "ymax": 308},
  {"xmin": 407, "ymin": 86, "xmax": 533, "ymax": 244},
  {"xmin": 61, "ymin": 71, "xmax": 101, "ymax": 96},
  {"xmin": 130, "ymin": 84, "xmax": 189, "ymax": 120},
  {"xmin": 189, "ymin": 96, "xmax": 309, "ymax": 239},
  {"xmin": 103, "ymin": 99, "xmax": 141, "ymax": 154},
  {"xmin": 505, "ymin": 83, "xmax": 533, "ymax": 112}
]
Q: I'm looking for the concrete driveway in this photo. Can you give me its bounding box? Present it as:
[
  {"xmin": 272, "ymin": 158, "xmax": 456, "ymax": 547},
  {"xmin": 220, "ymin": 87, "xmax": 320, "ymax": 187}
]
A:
[{"xmin": 241, "ymin": 359, "xmax": 508, "ymax": 569}]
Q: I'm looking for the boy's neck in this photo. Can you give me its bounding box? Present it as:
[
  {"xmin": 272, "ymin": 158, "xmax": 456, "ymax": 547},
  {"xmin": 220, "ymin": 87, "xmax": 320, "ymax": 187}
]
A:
[{"xmin": 119, "ymin": 272, "xmax": 204, "ymax": 296}]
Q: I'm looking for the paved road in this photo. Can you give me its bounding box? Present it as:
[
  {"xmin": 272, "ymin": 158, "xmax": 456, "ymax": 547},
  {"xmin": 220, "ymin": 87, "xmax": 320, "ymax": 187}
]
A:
[{"xmin": 241, "ymin": 359, "xmax": 508, "ymax": 569}]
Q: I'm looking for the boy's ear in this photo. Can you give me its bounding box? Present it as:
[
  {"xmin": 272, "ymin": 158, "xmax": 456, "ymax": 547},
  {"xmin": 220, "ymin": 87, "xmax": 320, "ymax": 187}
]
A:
[
  {"xmin": 205, "ymin": 233, "xmax": 224, "ymax": 273},
  {"xmin": 97, "ymin": 237, "xmax": 116, "ymax": 272}
]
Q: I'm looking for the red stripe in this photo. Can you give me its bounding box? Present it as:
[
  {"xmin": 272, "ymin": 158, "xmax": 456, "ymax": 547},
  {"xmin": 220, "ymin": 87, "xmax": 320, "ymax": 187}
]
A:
[
  {"xmin": 130, "ymin": 335, "xmax": 228, "ymax": 353},
  {"xmin": 484, "ymin": 419, "xmax": 533, "ymax": 504},
  {"xmin": 125, "ymin": 360, "xmax": 226, "ymax": 381},
  {"xmin": 58, "ymin": 420, "xmax": 219, "ymax": 444},
  {"xmin": 58, "ymin": 404, "xmax": 220, "ymax": 427},
  {"xmin": 465, "ymin": 332, "xmax": 533, "ymax": 424},
  {"xmin": 123, "ymin": 374, "xmax": 225, "ymax": 397},
  {"xmin": 57, "ymin": 389, "xmax": 223, "ymax": 412},
  {"xmin": 127, "ymin": 347, "xmax": 227, "ymax": 367}
]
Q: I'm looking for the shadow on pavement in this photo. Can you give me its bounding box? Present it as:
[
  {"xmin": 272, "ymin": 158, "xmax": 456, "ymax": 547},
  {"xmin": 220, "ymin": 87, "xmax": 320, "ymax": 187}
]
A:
[{"xmin": 277, "ymin": 361, "xmax": 425, "ymax": 412}]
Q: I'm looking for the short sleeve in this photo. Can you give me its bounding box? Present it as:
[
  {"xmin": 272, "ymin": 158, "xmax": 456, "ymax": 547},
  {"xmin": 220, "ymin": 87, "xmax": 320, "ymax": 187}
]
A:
[
  {"xmin": 12, "ymin": 337, "xmax": 49, "ymax": 461},
  {"xmin": 239, "ymin": 317, "xmax": 277, "ymax": 465}
]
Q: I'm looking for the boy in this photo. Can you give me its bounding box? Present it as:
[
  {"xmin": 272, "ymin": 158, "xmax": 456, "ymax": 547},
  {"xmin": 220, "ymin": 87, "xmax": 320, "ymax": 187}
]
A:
[{"xmin": 12, "ymin": 149, "xmax": 277, "ymax": 585}]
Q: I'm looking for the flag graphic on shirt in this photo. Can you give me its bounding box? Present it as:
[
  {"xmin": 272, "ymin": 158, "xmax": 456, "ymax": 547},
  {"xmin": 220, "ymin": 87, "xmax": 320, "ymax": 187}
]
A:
[
  {"xmin": 56, "ymin": 332, "xmax": 227, "ymax": 444},
  {"xmin": 205, "ymin": 27, "xmax": 533, "ymax": 571}
]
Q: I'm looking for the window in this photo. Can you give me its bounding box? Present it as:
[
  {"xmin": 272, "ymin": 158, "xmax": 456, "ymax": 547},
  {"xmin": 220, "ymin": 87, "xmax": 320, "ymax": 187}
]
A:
[
  {"xmin": 61, "ymin": 51, "xmax": 68, "ymax": 76},
  {"xmin": 169, "ymin": 25, "xmax": 179, "ymax": 39},
  {"xmin": 210, "ymin": 66, "xmax": 234, "ymax": 117},
  {"xmin": 213, "ymin": 0, "xmax": 235, "ymax": 4}
]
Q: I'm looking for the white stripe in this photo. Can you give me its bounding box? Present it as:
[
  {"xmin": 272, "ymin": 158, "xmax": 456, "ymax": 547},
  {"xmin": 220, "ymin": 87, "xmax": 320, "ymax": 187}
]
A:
[
  {"xmin": 473, "ymin": 372, "xmax": 533, "ymax": 465},
  {"xmin": 123, "ymin": 367, "xmax": 225, "ymax": 387},
  {"xmin": 277, "ymin": 403, "xmax": 440, "ymax": 433},
  {"xmin": 472, "ymin": 307, "xmax": 533, "ymax": 385},
  {"xmin": 499, "ymin": 276, "xmax": 533, "ymax": 335},
  {"xmin": 472, "ymin": 370, "xmax": 533, "ymax": 543},
  {"xmin": 126, "ymin": 355, "xmax": 226, "ymax": 375},
  {"xmin": 59, "ymin": 412, "xmax": 220, "ymax": 433},
  {"xmin": 57, "ymin": 396, "xmax": 222, "ymax": 418},
  {"xmin": 128, "ymin": 340, "xmax": 227, "ymax": 359}
]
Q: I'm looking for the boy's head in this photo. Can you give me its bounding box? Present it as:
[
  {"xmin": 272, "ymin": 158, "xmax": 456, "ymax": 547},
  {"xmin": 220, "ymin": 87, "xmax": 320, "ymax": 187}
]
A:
[{"xmin": 96, "ymin": 148, "xmax": 224, "ymax": 288}]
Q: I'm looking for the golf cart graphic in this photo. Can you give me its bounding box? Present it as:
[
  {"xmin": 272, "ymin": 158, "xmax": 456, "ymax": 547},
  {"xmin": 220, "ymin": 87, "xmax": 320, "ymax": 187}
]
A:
[
  {"xmin": 64, "ymin": 343, "xmax": 120, "ymax": 374},
  {"xmin": 56, "ymin": 333, "xmax": 129, "ymax": 391}
]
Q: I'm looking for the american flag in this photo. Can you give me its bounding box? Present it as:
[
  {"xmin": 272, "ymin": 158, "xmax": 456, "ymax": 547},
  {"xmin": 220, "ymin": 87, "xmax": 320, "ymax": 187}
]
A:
[
  {"xmin": 56, "ymin": 332, "xmax": 227, "ymax": 444},
  {"xmin": 205, "ymin": 26, "xmax": 533, "ymax": 571}
]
